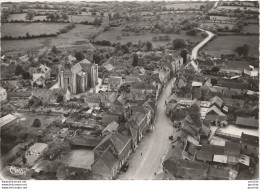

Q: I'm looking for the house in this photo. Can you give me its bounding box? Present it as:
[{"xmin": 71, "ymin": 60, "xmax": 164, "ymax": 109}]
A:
[
  {"xmin": 0, "ymin": 114, "xmax": 19, "ymax": 130},
  {"xmin": 236, "ymin": 117, "xmax": 258, "ymax": 128},
  {"xmin": 207, "ymin": 166, "xmax": 230, "ymax": 180},
  {"xmin": 59, "ymin": 59, "xmax": 98, "ymax": 94},
  {"xmin": 178, "ymin": 159, "xmax": 209, "ymax": 180},
  {"xmin": 210, "ymin": 96, "xmax": 223, "ymax": 109},
  {"xmin": 102, "ymin": 121, "xmax": 119, "ymax": 137},
  {"xmin": 25, "ymin": 143, "xmax": 48, "ymax": 167},
  {"xmin": 92, "ymin": 132, "xmax": 132, "ymax": 179},
  {"xmin": 0, "ymin": 87, "xmax": 7, "ymax": 102},
  {"xmin": 99, "ymin": 92, "xmax": 117, "ymax": 108},
  {"xmin": 244, "ymin": 67, "xmax": 259, "ymax": 77},
  {"xmin": 130, "ymin": 82, "xmax": 158, "ymax": 100},
  {"xmin": 204, "ymin": 105, "xmax": 227, "ymax": 126},
  {"xmin": 102, "ymin": 114, "xmax": 120, "ymax": 126},
  {"xmin": 29, "ymin": 64, "xmax": 51, "ymax": 83},
  {"xmin": 240, "ymin": 133, "xmax": 259, "ymax": 157},
  {"xmin": 118, "ymin": 122, "xmax": 138, "ymax": 150},
  {"xmin": 124, "ymin": 76, "xmax": 141, "ymax": 85},
  {"xmin": 68, "ymin": 55, "xmax": 76, "ymax": 62},
  {"xmin": 108, "ymin": 104, "xmax": 130, "ymax": 121},
  {"xmin": 107, "ymin": 76, "xmax": 123, "ymax": 91},
  {"xmin": 67, "ymin": 135, "xmax": 102, "ymax": 148}
]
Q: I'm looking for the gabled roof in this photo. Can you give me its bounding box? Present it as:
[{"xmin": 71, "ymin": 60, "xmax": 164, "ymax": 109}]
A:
[
  {"xmin": 241, "ymin": 133, "xmax": 259, "ymax": 147},
  {"xmin": 93, "ymin": 146, "xmax": 118, "ymax": 169},
  {"xmin": 0, "ymin": 114, "xmax": 18, "ymax": 128},
  {"xmin": 102, "ymin": 121, "xmax": 119, "ymax": 134},
  {"xmin": 131, "ymin": 112, "xmax": 146, "ymax": 126},
  {"xmin": 95, "ymin": 132, "xmax": 131, "ymax": 156},
  {"xmin": 207, "ymin": 166, "xmax": 229, "ymax": 179},
  {"xmin": 224, "ymin": 141, "xmax": 240, "ymax": 156},
  {"xmin": 109, "ymin": 105, "xmax": 126, "ymax": 115},
  {"xmin": 108, "ymin": 76, "xmax": 123, "ymax": 83},
  {"xmin": 206, "ymin": 105, "xmax": 225, "ymax": 116},
  {"xmin": 236, "ymin": 117, "xmax": 258, "ymax": 128},
  {"xmin": 102, "ymin": 114, "xmax": 119, "ymax": 125},
  {"xmin": 210, "ymin": 96, "xmax": 223, "ymax": 108},
  {"xmin": 196, "ymin": 150, "xmax": 213, "ymax": 162}
]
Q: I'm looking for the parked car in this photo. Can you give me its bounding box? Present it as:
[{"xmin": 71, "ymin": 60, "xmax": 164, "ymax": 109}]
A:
[{"xmin": 121, "ymin": 162, "xmax": 129, "ymax": 172}]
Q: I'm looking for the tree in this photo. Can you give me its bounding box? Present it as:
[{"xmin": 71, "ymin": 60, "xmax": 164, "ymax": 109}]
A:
[
  {"xmin": 22, "ymin": 72, "xmax": 30, "ymax": 79},
  {"xmin": 211, "ymin": 66, "xmax": 220, "ymax": 73},
  {"xmin": 132, "ymin": 54, "xmax": 139, "ymax": 67},
  {"xmin": 51, "ymin": 45, "xmax": 59, "ymax": 54},
  {"xmin": 180, "ymin": 49, "xmax": 188, "ymax": 64},
  {"xmin": 146, "ymin": 42, "xmax": 153, "ymax": 51},
  {"xmin": 25, "ymin": 10, "xmax": 35, "ymax": 21},
  {"xmin": 186, "ymin": 29, "xmax": 197, "ymax": 36},
  {"xmin": 15, "ymin": 65, "xmax": 25, "ymax": 76},
  {"xmin": 172, "ymin": 38, "xmax": 186, "ymax": 49},
  {"xmin": 74, "ymin": 51, "xmax": 85, "ymax": 61},
  {"xmin": 93, "ymin": 53, "xmax": 101, "ymax": 64},
  {"xmin": 235, "ymin": 44, "xmax": 250, "ymax": 57},
  {"xmin": 1, "ymin": 8, "xmax": 10, "ymax": 22},
  {"xmin": 32, "ymin": 119, "xmax": 41, "ymax": 128}
]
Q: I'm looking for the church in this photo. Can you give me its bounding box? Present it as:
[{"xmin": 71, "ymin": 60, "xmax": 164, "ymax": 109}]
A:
[{"xmin": 58, "ymin": 59, "xmax": 98, "ymax": 94}]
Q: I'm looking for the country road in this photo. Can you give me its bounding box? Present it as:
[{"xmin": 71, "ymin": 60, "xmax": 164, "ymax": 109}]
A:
[{"xmin": 118, "ymin": 28, "xmax": 215, "ymax": 180}]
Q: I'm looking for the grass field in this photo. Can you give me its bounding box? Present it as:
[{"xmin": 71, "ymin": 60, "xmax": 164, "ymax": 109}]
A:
[
  {"xmin": 165, "ymin": 2, "xmax": 204, "ymax": 10},
  {"xmin": 95, "ymin": 27, "xmax": 204, "ymax": 47},
  {"xmin": 242, "ymin": 24, "xmax": 259, "ymax": 33},
  {"xmin": 203, "ymin": 35, "xmax": 259, "ymax": 58},
  {"xmin": 2, "ymin": 23, "xmax": 67, "ymax": 38},
  {"xmin": 2, "ymin": 24, "xmax": 98, "ymax": 54},
  {"xmin": 69, "ymin": 15, "xmax": 96, "ymax": 23}
]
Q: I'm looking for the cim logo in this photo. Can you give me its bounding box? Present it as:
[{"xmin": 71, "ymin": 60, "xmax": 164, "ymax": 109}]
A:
[{"xmin": 6, "ymin": 165, "xmax": 28, "ymax": 176}]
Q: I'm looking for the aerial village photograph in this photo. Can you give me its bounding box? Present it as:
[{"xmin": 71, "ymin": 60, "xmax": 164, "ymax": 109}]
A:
[{"xmin": 0, "ymin": 0, "xmax": 259, "ymax": 182}]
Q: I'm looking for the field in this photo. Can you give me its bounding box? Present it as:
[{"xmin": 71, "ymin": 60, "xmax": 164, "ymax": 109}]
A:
[
  {"xmin": 209, "ymin": 15, "xmax": 236, "ymax": 21},
  {"xmin": 2, "ymin": 23, "xmax": 67, "ymax": 38},
  {"xmin": 203, "ymin": 35, "xmax": 259, "ymax": 58},
  {"xmin": 69, "ymin": 15, "xmax": 96, "ymax": 23},
  {"xmin": 165, "ymin": 2, "xmax": 204, "ymax": 10},
  {"xmin": 217, "ymin": 6, "xmax": 258, "ymax": 11},
  {"xmin": 95, "ymin": 27, "xmax": 204, "ymax": 47},
  {"xmin": 242, "ymin": 24, "xmax": 259, "ymax": 33},
  {"xmin": 2, "ymin": 24, "xmax": 99, "ymax": 54}
]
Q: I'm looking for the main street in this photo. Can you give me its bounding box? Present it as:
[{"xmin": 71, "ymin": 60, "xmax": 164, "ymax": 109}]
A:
[
  {"xmin": 118, "ymin": 78, "xmax": 176, "ymax": 180},
  {"xmin": 118, "ymin": 28, "xmax": 215, "ymax": 180}
]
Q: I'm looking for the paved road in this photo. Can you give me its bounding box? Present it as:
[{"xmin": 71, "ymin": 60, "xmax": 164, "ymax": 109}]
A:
[
  {"xmin": 189, "ymin": 29, "xmax": 215, "ymax": 71},
  {"xmin": 118, "ymin": 27, "xmax": 215, "ymax": 180},
  {"xmin": 118, "ymin": 78, "xmax": 176, "ymax": 180}
]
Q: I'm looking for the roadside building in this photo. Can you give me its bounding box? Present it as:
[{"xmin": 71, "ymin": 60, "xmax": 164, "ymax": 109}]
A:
[
  {"xmin": 236, "ymin": 117, "xmax": 258, "ymax": 128},
  {"xmin": 240, "ymin": 133, "xmax": 259, "ymax": 157},
  {"xmin": 0, "ymin": 87, "xmax": 7, "ymax": 102},
  {"xmin": 92, "ymin": 132, "xmax": 132, "ymax": 179},
  {"xmin": 102, "ymin": 121, "xmax": 119, "ymax": 137},
  {"xmin": 0, "ymin": 114, "xmax": 19, "ymax": 130},
  {"xmin": 204, "ymin": 105, "xmax": 227, "ymax": 126}
]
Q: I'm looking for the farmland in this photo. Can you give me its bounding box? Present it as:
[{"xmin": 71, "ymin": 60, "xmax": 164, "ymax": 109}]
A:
[
  {"xmin": 203, "ymin": 35, "xmax": 259, "ymax": 58},
  {"xmin": 95, "ymin": 27, "xmax": 204, "ymax": 47},
  {"xmin": 2, "ymin": 24, "xmax": 99, "ymax": 54},
  {"xmin": 242, "ymin": 24, "xmax": 259, "ymax": 33},
  {"xmin": 165, "ymin": 2, "xmax": 204, "ymax": 10},
  {"xmin": 2, "ymin": 23, "xmax": 67, "ymax": 38}
]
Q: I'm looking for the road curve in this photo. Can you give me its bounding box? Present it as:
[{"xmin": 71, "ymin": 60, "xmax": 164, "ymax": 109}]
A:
[{"xmin": 189, "ymin": 29, "xmax": 215, "ymax": 70}]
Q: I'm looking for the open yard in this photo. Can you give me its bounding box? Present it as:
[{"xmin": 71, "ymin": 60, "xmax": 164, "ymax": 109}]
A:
[
  {"xmin": 61, "ymin": 147, "xmax": 94, "ymax": 170},
  {"xmin": 1, "ymin": 24, "xmax": 99, "ymax": 54},
  {"xmin": 2, "ymin": 23, "xmax": 67, "ymax": 38},
  {"xmin": 203, "ymin": 35, "xmax": 259, "ymax": 58},
  {"xmin": 95, "ymin": 27, "xmax": 204, "ymax": 47}
]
